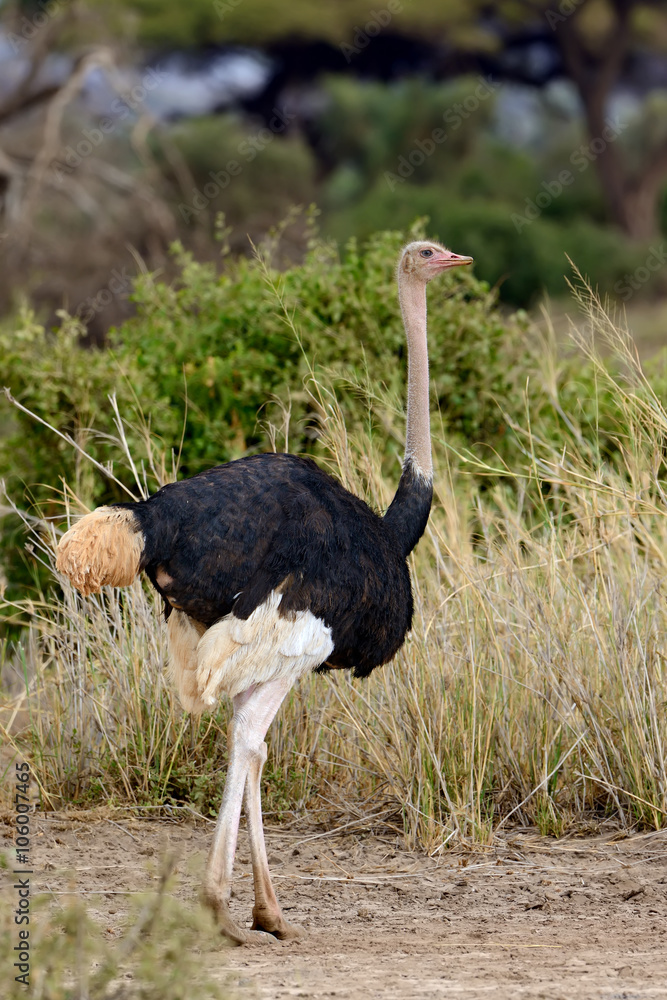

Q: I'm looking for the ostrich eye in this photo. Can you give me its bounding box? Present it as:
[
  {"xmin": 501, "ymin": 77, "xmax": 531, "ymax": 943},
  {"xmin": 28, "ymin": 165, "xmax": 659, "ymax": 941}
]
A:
[{"xmin": 420, "ymin": 249, "xmax": 433, "ymax": 258}]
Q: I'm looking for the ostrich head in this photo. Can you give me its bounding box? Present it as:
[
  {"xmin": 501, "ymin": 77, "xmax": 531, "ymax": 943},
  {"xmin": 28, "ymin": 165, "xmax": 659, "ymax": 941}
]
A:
[{"xmin": 399, "ymin": 240, "xmax": 473, "ymax": 282}]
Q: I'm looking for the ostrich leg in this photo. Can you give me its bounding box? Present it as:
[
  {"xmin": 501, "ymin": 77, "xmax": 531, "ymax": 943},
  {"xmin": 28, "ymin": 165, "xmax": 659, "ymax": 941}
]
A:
[
  {"xmin": 203, "ymin": 676, "xmax": 292, "ymax": 944},
  {"xmin": 245, "ymin": 733, "xmax": 302, "ymax": 939}
]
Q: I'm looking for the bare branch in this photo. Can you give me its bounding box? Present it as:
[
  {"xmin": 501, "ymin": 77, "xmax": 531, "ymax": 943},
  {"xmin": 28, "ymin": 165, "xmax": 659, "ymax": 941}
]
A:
[
  {"xmin": 0, "ymin": 7, "xmax": 75, "ymax": 125},
  {"xmin": 16, "ymin": 49, "xmax": 115, "ymax": 244}
]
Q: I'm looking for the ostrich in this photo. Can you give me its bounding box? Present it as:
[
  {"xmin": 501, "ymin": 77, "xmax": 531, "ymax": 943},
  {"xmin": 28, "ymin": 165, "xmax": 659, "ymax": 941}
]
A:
[{"xmin": 55, "ymin": 240, "xmax": 473, "ymax": 944}]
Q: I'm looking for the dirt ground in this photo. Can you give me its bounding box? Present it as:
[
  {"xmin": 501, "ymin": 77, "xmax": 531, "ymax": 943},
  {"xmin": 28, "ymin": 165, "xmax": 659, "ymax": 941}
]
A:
[{"xmin": 3, "ymin": 810, "xmax": 667, "ymax": 999}]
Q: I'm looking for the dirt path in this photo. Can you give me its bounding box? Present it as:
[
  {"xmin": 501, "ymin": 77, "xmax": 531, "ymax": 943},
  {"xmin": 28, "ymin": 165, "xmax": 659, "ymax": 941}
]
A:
[{"xmin": 3, "ymin": 811, "xmax": 667, "ymax": 998}]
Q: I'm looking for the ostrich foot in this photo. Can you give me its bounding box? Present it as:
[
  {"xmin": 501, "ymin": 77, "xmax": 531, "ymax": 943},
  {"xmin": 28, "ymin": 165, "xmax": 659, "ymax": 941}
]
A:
[
  {"xmin": 204, "ymin": 891, "xmax": 276, "ymax": 946},
  {"xmin": 251, "ymin": 905, "xmax": 304, "ymax": 941}
]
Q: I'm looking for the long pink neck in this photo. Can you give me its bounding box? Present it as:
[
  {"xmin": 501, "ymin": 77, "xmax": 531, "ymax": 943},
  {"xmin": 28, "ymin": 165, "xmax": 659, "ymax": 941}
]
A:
[{"xmin": 397, "ymin": 270, "xmax": 432, "ymax": 480}]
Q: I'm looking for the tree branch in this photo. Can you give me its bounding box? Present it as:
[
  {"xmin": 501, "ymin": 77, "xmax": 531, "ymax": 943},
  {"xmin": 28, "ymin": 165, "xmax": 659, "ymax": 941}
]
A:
[
  {"xmin": 0, "ymin": 8, "xmax": 75, "ymax": 125},
  {"xmin": 15, "ymin": 49, "xmax": 114, "ymax": 245}
]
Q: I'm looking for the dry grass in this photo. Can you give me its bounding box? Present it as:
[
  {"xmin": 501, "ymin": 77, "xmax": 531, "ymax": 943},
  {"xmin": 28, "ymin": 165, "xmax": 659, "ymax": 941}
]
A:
[{"xmin": 2, "ymin": 278, "xmax": 667, "ymax": 851}]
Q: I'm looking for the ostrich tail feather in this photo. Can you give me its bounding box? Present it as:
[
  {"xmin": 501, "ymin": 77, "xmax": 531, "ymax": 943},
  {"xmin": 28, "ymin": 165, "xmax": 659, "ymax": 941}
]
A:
[{"xmin": 56, "ymin": 506, "xmax": 144, "ymax": 595}]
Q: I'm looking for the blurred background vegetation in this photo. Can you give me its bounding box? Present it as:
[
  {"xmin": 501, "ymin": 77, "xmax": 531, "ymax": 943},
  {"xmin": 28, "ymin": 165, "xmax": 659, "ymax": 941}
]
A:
[{"xmin": 1, "ymin": 0, "xmax": 667, "ymax": 324}]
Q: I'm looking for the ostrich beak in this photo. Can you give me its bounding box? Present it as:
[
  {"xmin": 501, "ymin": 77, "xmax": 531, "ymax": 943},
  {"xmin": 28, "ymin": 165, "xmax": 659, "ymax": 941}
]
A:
[{"xmin": 432, "ymin": 251, "xmax": 474, "ymax": 271}]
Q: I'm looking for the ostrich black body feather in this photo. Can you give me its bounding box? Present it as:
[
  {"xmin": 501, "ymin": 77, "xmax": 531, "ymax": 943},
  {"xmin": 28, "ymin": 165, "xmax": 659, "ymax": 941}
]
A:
[{"xmin": 118, "ymin": 452, "xmax": 432, "ymax": 678}]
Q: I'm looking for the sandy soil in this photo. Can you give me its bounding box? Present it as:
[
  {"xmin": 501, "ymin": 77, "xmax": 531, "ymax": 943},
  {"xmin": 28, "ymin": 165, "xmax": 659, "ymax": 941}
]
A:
[{"xmin": 2, "ymin": 810, "xmax": 667, "ymax": 999}]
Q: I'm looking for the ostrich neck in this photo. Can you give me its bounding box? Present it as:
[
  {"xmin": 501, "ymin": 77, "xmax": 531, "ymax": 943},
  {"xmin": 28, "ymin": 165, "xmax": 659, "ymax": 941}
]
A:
[
  {"xmin": 382, "ymin": 269, "xmax": 434, "ymax": 559},
  {"xmin": 399, "ymin": 272, "xmax": 432, "ymax": 480}
]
